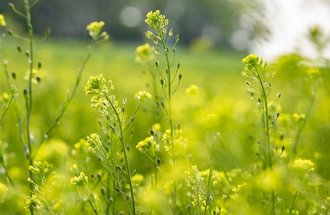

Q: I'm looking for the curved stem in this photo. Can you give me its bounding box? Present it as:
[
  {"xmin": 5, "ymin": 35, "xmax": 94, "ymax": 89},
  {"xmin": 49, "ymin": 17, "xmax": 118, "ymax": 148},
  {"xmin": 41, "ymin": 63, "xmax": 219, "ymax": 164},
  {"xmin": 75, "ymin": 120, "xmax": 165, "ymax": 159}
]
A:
[{"xmin": 34, "ymin": 46, "xmax": 93, "ymax": 156}]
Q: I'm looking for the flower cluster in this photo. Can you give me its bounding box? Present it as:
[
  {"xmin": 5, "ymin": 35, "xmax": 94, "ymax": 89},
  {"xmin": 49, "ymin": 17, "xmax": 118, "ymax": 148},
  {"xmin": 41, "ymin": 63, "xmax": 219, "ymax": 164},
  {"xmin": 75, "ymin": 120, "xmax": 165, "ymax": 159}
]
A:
[
  {"xmin": 70, "ymin": 172, "xmax": 88, "ymax": 187},
  {"xmin": 0, "ymin": 14, "xmax": 6, "ymax": 27},
  {"xmin": 85, "ymin": 74, "xmax": 108, "ymax": 95},
  {"xmin": 242, "ymin": 54, "xmax": 259, "ymax": 67},
  {"xmin": 145, "ymin": 10, "xmax": 168, "ymax": 31},
  {"xmin": 136, "ymin": 136, "xmax": 159, "ymax": 153},
  {"xmin": 135, "ymin": 43, "xmax": 155, "ymax": 63},
  {"xmin": 29, "ymin": 161, "xmax": 52, "ymax": 177},
  {"xmin": 144, "ymin": 10, "xmax": 177, "ymax": 46},
  {"xmin": 86, "ymin": 133, "xmax": 102, "ymax": 148},
  {"xmin": 86, "ymin": 21, "xmax": 109, "ymax": 41}
]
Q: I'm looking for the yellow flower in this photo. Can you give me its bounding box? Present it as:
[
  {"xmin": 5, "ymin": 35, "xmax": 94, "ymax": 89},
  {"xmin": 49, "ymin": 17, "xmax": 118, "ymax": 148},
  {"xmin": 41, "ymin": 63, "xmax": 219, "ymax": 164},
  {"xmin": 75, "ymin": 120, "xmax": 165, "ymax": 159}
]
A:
[
  {"xmin": 70, "ymin": 172, "xmax": 88, "ymax": 187},
  {"xmin": 135, "ymin": 43, "xmax": 155, "ymax": 63},
  {"xmin": 86, "ymin": 21, "xmax": 108, "ymax": 40},
  {"xmin": 145, "ymin": 10, "xmax": 168, "ymax": 29},
  {"xmin": 0, "ymin": 14, "xmax": 6, "ymax": 27},
  {"xmin": 242, "ymin": 54, "xmax": 259, "ymax": 66},
  {"xmin": 136, "ymin": 136, "xmax": 158, "ymax": 153}
]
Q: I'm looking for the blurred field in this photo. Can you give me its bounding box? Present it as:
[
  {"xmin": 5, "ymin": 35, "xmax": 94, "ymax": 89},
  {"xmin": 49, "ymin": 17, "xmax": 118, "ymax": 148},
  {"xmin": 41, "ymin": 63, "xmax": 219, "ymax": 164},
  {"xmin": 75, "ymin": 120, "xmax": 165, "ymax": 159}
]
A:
[
  {"xmin": 1, "ymin": 38, "xmax": 330, "ymax": 214},
  {"xmin": 2, "ymin": 38, "xmax": 330, "ymax": 174}
]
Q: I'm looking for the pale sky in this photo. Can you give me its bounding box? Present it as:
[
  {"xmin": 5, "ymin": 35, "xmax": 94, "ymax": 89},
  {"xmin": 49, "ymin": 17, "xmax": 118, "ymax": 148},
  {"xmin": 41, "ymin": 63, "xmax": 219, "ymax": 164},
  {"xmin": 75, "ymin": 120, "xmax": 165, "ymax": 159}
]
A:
[{"xmin": 252, "ymin": 0, "xmax": 330, "ymax": 60}]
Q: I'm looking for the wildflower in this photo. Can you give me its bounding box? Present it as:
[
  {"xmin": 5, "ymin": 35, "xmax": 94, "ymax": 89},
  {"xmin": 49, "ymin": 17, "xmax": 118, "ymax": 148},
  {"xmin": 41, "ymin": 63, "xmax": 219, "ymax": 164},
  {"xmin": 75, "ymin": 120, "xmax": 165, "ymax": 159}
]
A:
[
  {"xmin": 70, "ymin": 172, "xmax": 88, "ymax": 187},
  {"xmin": 0, "ymin": 183, "xmax": 7, "ymax": 203},
  {"xmin": 86, "ymin": 21, "xmax": 108, "ymax": 40},
  {"xmin": 0, "ymin": 14, "xmax": 6, "ymax": 27},
  {"xmin": 135, "ymin": 43, "xmax": 155, "ymax": 63},
  {"xmin": 86, "ymin": 133, "xmax": 102, "ymax": 148},
  {"xmin": 242, "ymin": 54, "xmax": 259, "ymax": 66},
  {"xmin": 29, "ymin": 161, "xmax": 52, "ymax": 176},
  {"xmin": 136, "ymin": 136, "xmax": 158, "ymax": 153},
  {"xmin": 85, "ymin": 74, "xmax": 107, "ymax": 95},
  {"xmin": 134, "ymin": 90, "xmax": 152, "ymax": 101},
  {"xmin": 185, "ymin": 84, "xmax": 200, "ymax": 96},
  {"xmin": 145, "ymin": 10, "xmax": 168, "ymax": 29}
]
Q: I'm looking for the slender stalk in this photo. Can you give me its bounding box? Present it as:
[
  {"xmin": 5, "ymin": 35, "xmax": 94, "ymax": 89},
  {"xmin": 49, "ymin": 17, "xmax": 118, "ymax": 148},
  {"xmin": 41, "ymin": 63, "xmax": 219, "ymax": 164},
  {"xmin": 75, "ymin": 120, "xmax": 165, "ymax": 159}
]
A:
[
  {"xmin": 104, "ymin": 94, "xmax": 136, "ymax": 215},
  {"xmin": 158, "ymin": 26, "xmax": 177, "ymax": 212},
  {"xmin": 24, "ymin": 1, "xmax": 35, "ymax": 214},
  {"xmin": 254, "ymin": 65, "xmax": 275, "ymax": 215},
  {"xmin": 35, "ymin": 47, "xmax": 92, "ymax": 154}
]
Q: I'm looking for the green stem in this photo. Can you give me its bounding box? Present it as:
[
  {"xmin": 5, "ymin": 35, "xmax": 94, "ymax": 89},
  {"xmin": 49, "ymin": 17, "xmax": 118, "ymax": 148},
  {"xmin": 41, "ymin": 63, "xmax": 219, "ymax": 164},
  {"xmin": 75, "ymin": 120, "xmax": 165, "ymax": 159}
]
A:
[
  {"xmin": 254, "ymin": 65, "xmax": 275, "ymax": 215},
  {"xmin": 158, "ymin": 27, "xmax": 177, "ymax": 212},
  {"xmin": 24, "ymin": 1, "xmax": 35, "ymax": 214},
  {"xmin": 254, "ymin": 66, "xmax": 272, "ymax": 168},
  {"xmin": 104, "ymin": 94, "xmax": 136, "ymax": 215},
  {"xmin": 35, "ymin": 47, "xmax": 92, "ymax": 154}
]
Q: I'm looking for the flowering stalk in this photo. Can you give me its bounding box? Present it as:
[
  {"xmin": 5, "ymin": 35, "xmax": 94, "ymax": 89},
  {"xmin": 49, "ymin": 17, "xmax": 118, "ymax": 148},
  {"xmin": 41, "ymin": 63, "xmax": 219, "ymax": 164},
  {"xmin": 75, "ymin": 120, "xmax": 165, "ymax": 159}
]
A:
[
  {"xmin": 85, "ymin": 75, "xmax": 143, "ymax": 214},
  {"xmin": 22, "ymin": 1, "xmax": 36, "ymax": 213},
  {"xmin": 242, "ymin": 54, "xmax": 275, "ymax": 215},
  {"xmin": 144, "ymin": 10, "xmax": 181, "ymax": 211}
]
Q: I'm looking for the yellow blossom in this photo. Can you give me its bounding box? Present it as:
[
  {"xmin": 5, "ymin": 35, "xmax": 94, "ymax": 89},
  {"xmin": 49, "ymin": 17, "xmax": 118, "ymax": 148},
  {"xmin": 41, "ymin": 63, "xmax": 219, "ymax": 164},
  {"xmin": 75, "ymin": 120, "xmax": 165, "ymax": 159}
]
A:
[
  {"xmin": 242, "ymin": 54, "xmax": 259, "ymax": 66},
  {"xmin": 135, "ymin": 43, "xmax": 155, "ymax": 63},
  {"xmin": 0, "ymin": 14, "xmax": 6, "ymax": 27},
  {"xmin": 86, "ymin": 21, "xmax": 108, "ymax": 40},
  {"xmin": 70, "ymin": 172, "xmax": 88, "ymax": 187}
]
